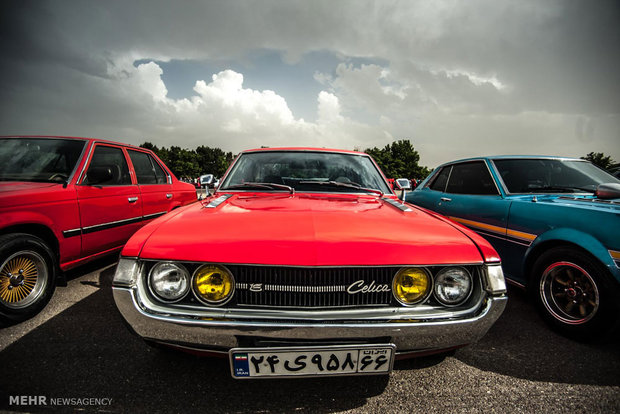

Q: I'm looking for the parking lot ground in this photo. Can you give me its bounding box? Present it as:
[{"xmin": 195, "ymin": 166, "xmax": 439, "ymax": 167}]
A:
[{"xmin": 1, "ymin": 259, "xmax": 619, "ymax": 413}]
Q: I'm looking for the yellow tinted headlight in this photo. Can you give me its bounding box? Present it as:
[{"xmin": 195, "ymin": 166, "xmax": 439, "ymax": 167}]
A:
[
  {"xmin": 393, "ymin": 267, "xmax": 432, "ymax": 305},
  {"xmin": 192, "ymin": 265, "xmax": 234, "ymax": 305}
]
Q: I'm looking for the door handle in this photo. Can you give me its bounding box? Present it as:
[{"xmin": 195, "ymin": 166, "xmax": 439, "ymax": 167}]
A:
[
  {"xmin": 166, "ymin": 193, "xmax": 173, "ymax": 199},
  {"xmin": 128, "ymin": 197, "xmax": 139, "ymax": 203},
  {"xmin": 440, "ymin": 197, "xmax": 452, "ymax": 202}
]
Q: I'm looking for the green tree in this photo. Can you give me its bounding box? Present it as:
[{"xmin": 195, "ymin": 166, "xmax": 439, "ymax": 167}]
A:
[
  {"xmin": 365, "ymin": 140, "xmax": 431, "ymax": 179},
  {"xmin": 196, "ymin": 146, "xmax": 234, "ymax": 177},
  {"xmin": 140, "ymin": 142, "xmax": 234, "ymax": 179},
  {"xmin": 581, "ymin": 152, "xmax": 616, "ymax": 170}
]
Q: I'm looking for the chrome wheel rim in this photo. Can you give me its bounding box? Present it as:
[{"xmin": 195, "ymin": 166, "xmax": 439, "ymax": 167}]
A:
[
  {"xmin": 0, "ymin": 251, "xmax": 48, "ymax": 309},
  {"xmin": 539, "ymin": 261, "xmax": 599, "ymax": 325}
]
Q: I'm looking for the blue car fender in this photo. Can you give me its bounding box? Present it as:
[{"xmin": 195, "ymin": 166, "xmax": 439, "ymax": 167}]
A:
[{"xmin": 524, "ymin": 227, "xmax": 620, "ymax": 283}]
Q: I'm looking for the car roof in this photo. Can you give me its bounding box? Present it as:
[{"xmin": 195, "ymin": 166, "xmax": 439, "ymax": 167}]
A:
[
  {"xmin": 438, "ymin": 155, "xmax": 585, "ymax": 167},
  {"xmin": 241, "ymin": 147, "xmax": 368, "ymax": 156},
  {"xmin": 0, "ymin": 135, "xmax": 147, "ymax": 151}
]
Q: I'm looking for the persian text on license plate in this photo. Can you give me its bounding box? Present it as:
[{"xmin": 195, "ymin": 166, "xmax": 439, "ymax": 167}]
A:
[{"xmin": 229, "ymin": 344, "xmax": 395, "ymax": 379}]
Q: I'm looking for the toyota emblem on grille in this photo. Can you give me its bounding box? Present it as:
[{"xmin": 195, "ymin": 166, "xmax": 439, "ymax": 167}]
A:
[{"xmin": 347, "ymin": 280, "xmax": 391, "ymax": 294}]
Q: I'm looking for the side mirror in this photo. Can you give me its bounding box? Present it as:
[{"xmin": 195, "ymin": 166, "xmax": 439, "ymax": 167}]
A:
[
  {"xmin": 86, "ymin": 166, "xmax": 114, "ymax": 185},
  {"xmin": 596, "ymin": 183, "xmax": 620, "ymax": 200},
  {"xmin": 394, "ymin": 178, "xmax": 412, "ymax": 191},
  {"xmin": 394, "ymin": 178, "xmax": 412, "ymax": 201}
]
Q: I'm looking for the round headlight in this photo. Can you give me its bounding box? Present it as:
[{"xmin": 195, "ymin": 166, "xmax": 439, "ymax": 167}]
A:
[
  {"xmin": 148, "ymin": 262, "xmax": 190, "ymax": 302},
  {"xmin": 434, "ymin": 267, "xmax": 472, "ymax": 306},
  {"xmin": 192, "ymin": 264, "xmax": 234, "ymax": 305},
  {"xmin": 393, "ymin": 267, "xmax": 432, "ymax": 305}
]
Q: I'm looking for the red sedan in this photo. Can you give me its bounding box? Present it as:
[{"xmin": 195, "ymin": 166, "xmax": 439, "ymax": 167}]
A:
[
  {"xmin": 0, "ymin": 136, "xmax": 197, "ymax": 323},
  {"xmin": 113, "ymin": 147, "xmax": 507, "ymax": 379}
]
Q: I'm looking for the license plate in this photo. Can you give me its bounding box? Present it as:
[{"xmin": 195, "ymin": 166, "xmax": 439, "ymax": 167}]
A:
[{"xmin": 229, "ymin": 344, "xmax": 395, "ymax": 379}]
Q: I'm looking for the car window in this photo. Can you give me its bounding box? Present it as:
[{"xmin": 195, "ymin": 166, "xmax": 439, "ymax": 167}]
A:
[
  {"xmin": 428, "ymin": 167, "xmax": 451, "ymax": 192},
  {"xmin": 0, "ymin": 137, "xmax": 86, "ymax": 183},
  {"xmin": 83, "ymin": 145, "xmax": 132, "ymax": 186},
  {"xmin": 220, "ymin": 151, "xmax": 392, "ymax": 194},
  {"xmin": 445, "ymin": 161, "xmax": 498, "ymax": 195},
  {"xmin": 128, "ymin": 150, "xmax": 168, "ymax": 185},
  {"xmin": 493, "ymin": 158, "xmax": 619, "ymax": 193}
]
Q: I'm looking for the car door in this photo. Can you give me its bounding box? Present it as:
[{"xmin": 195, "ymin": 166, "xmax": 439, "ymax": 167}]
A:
[
  {"xmin": 407, "ymin": 166, "xmax": 451, "ymax": 210},
  {"xmin": 430, "ymin": 161, "xmax": 518, "ymax": 277},
  {"xmin": 127, "ymin": 149, "xmax": 174, "ymax": 222},
  {"xmin": 76, "ymin": 144, "xmax": 142, "ymax": 257}
]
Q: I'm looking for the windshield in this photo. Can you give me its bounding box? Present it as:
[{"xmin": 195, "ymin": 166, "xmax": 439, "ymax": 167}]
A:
[
  {"xmin": 0, "ymin": 138, "xmax": 86, "ymax": 183},
  {"xmin": 493, "ymin": 158, "xmax": 619, "ymax": 193},
  {"xmin": 219, "ymin": 151, "xmax": 392, "ymax": 194}
]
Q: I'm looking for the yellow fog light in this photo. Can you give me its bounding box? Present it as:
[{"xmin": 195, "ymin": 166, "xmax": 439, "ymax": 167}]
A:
[
  {"xmin": 393, "ymin": 267, "xmax": 432, "ymax": 305},
  {"xmin": 192, "ymin": 264, "xmax": 234, "ymax": 306}
]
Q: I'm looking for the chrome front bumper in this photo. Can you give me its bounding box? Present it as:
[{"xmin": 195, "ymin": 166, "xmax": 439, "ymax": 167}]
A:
[{"xmin": 113, "ymin": 286, "xmax": 507, "ymax": 355}]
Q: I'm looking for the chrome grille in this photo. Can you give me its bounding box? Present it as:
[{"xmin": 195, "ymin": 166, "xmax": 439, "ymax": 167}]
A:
[{"xmin": 228, "ymin": 265, "xmax": 395, "ymax": 308}]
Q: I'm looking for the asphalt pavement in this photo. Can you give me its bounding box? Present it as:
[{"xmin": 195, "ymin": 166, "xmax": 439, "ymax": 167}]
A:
[{"xmin": 1, "ymin": 258, "xmax": 619, "ymax": 413}]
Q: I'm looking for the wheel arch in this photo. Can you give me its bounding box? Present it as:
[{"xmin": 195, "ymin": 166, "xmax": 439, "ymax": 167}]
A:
[
  {"xmin": 523, "ymin": 228, "xmax": 618, "ymax": 286},
  {"xmin": 0, "ymin": 224, "xmax": 60, "ymax": 267}
]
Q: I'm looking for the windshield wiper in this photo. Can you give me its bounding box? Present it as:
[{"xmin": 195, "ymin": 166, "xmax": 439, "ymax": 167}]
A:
[
  {"xmin": 299, "ymin": 180, "xmax": 384, "ymax": 197},
  {"xmin": 225, "ymin": 182, "xmax": 295, "ymax": 194},
  {"xmin": 530, "ymin": 186, "xmax": 595, "ymax": 193}
]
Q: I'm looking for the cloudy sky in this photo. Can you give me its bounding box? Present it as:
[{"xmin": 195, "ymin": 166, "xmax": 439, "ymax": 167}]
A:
[{"xmin": 1, "ymin": 0, "xmax": 618, "ymax": 167}]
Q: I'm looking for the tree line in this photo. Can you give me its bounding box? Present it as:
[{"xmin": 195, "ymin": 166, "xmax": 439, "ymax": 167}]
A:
[
  {"xmin": 140, "ymin": 142, "xmax": 234, "ymax": 179},
  {"xmin": 141, "ymin": 140, "xmax": 616, "ymax": 181}
]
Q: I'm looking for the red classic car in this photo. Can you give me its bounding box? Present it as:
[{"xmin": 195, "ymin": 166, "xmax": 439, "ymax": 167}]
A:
[
  {"xmin": 0, "ymin": 136, "xmax": 197, "ymax": 323},
  {"xmin": 113, "ymin": 148, "xmax": 507, "ymax": 379}
]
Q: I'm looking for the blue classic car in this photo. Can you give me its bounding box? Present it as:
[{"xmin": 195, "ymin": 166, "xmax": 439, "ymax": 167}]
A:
[{"xmin": 405, "ymin": 156, "xmax": 620, "ymax": 340}]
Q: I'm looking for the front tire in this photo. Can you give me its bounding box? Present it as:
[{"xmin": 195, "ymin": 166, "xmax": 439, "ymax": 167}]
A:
[
  {"xmin": 531, "ymin": 247, "xmax": 619, "ymax": 340},
  {"xmin": 0, "ymin": 233, "xmax": 57, "ymax": 324}
]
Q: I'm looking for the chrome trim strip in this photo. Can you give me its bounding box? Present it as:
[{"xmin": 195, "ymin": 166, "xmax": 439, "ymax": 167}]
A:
[
  {"xmin": 76, "ymin": 142, "xmax": 96, "ymax": 184},
  {"xmin": 505, "ymin": 278, "xmax": 526, "ymax": 289},
  {"xmin": 205, "ymin": 194, "xmax": 233, "ymax": 208},
  {"xmin": 383, "ymin": 198, "xmax": 413, "ymax": 212},
  {"xmin": 113, "ymin": 286, "xmax": 507, "ymax": 354},
  {"xmin": 143, "ymin": 211, "xmax": 167, "ymax": 220},
  {"xmin": 67, "ymin": 140, "xmax": 89, "ymax": 185},
  {"xmin": 82, "ymin": 216, "xmax": 143, "ymax": 234},
  {"xmin": 236, "ymin": 283, "xmax": 347, "ymax": 293},
  {"xmin": 134, "ymin": 266, "xmax": 484, "ymax": 320},
  {"xmin": 64, "ymin": 211, "xmax": 168, "ymax": 238},
  {"xmin": 139, "ymin": 259, "xmax": 485, "ymax": 268},
  {"xmin": 62, "ymin": 228, "xmax": 82, "ymax": 238}
]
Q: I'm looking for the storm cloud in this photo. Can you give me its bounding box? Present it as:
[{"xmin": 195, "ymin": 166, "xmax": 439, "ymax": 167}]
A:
[{"xmin": 1, "ymin": 0, "xmax": 618, "ymax": 166}]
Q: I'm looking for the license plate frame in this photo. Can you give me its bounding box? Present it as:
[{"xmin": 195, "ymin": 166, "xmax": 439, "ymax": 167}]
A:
[{"xmin": 229, "ymin": 344, "xmax": 396, "ymax": 379}]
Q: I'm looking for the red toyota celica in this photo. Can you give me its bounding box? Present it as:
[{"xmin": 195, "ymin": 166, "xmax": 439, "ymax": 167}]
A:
[{"xmin": 113, "ymin": 147, "xmax": 507, "ymax": 379}]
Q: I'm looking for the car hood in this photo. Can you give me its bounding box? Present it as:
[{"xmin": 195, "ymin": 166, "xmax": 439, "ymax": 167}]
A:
[
  {"xmin": 133, "ymin": 193, "xmax": 486, "ymax": 266},
  {"xmin": 509, "ymin": 193, "xmax": 620, "ymax": 212}
]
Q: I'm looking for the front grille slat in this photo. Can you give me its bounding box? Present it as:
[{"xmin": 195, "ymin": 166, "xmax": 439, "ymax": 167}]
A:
[{"xmin": 229, "ymin": 265, "xmax": 395, "ymax": 309}]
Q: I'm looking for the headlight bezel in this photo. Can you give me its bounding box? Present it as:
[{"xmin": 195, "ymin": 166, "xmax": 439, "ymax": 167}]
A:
[
  {"xmin": 392, "ymin": 267, "xmax": 433, "ymax": 306},
  {"xmin": 433, "ymin": 266, "xmax": 473, "ymax": 307},
  {"xmin": 113, "ymin": 257, "xmax": 140, "ymax": 288},
  {"xmin": 147, "ymin": 261, "xmax": 191, "ymax": 303},
  {"xmin": 191, "ymin": 264, "xmax": 235, "ymax": 306}
]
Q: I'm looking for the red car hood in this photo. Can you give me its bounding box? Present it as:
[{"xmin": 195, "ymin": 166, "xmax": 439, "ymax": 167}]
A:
[{"xmin": 132, "ymin": 193, "xmax": 486, "ymax": 266}]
